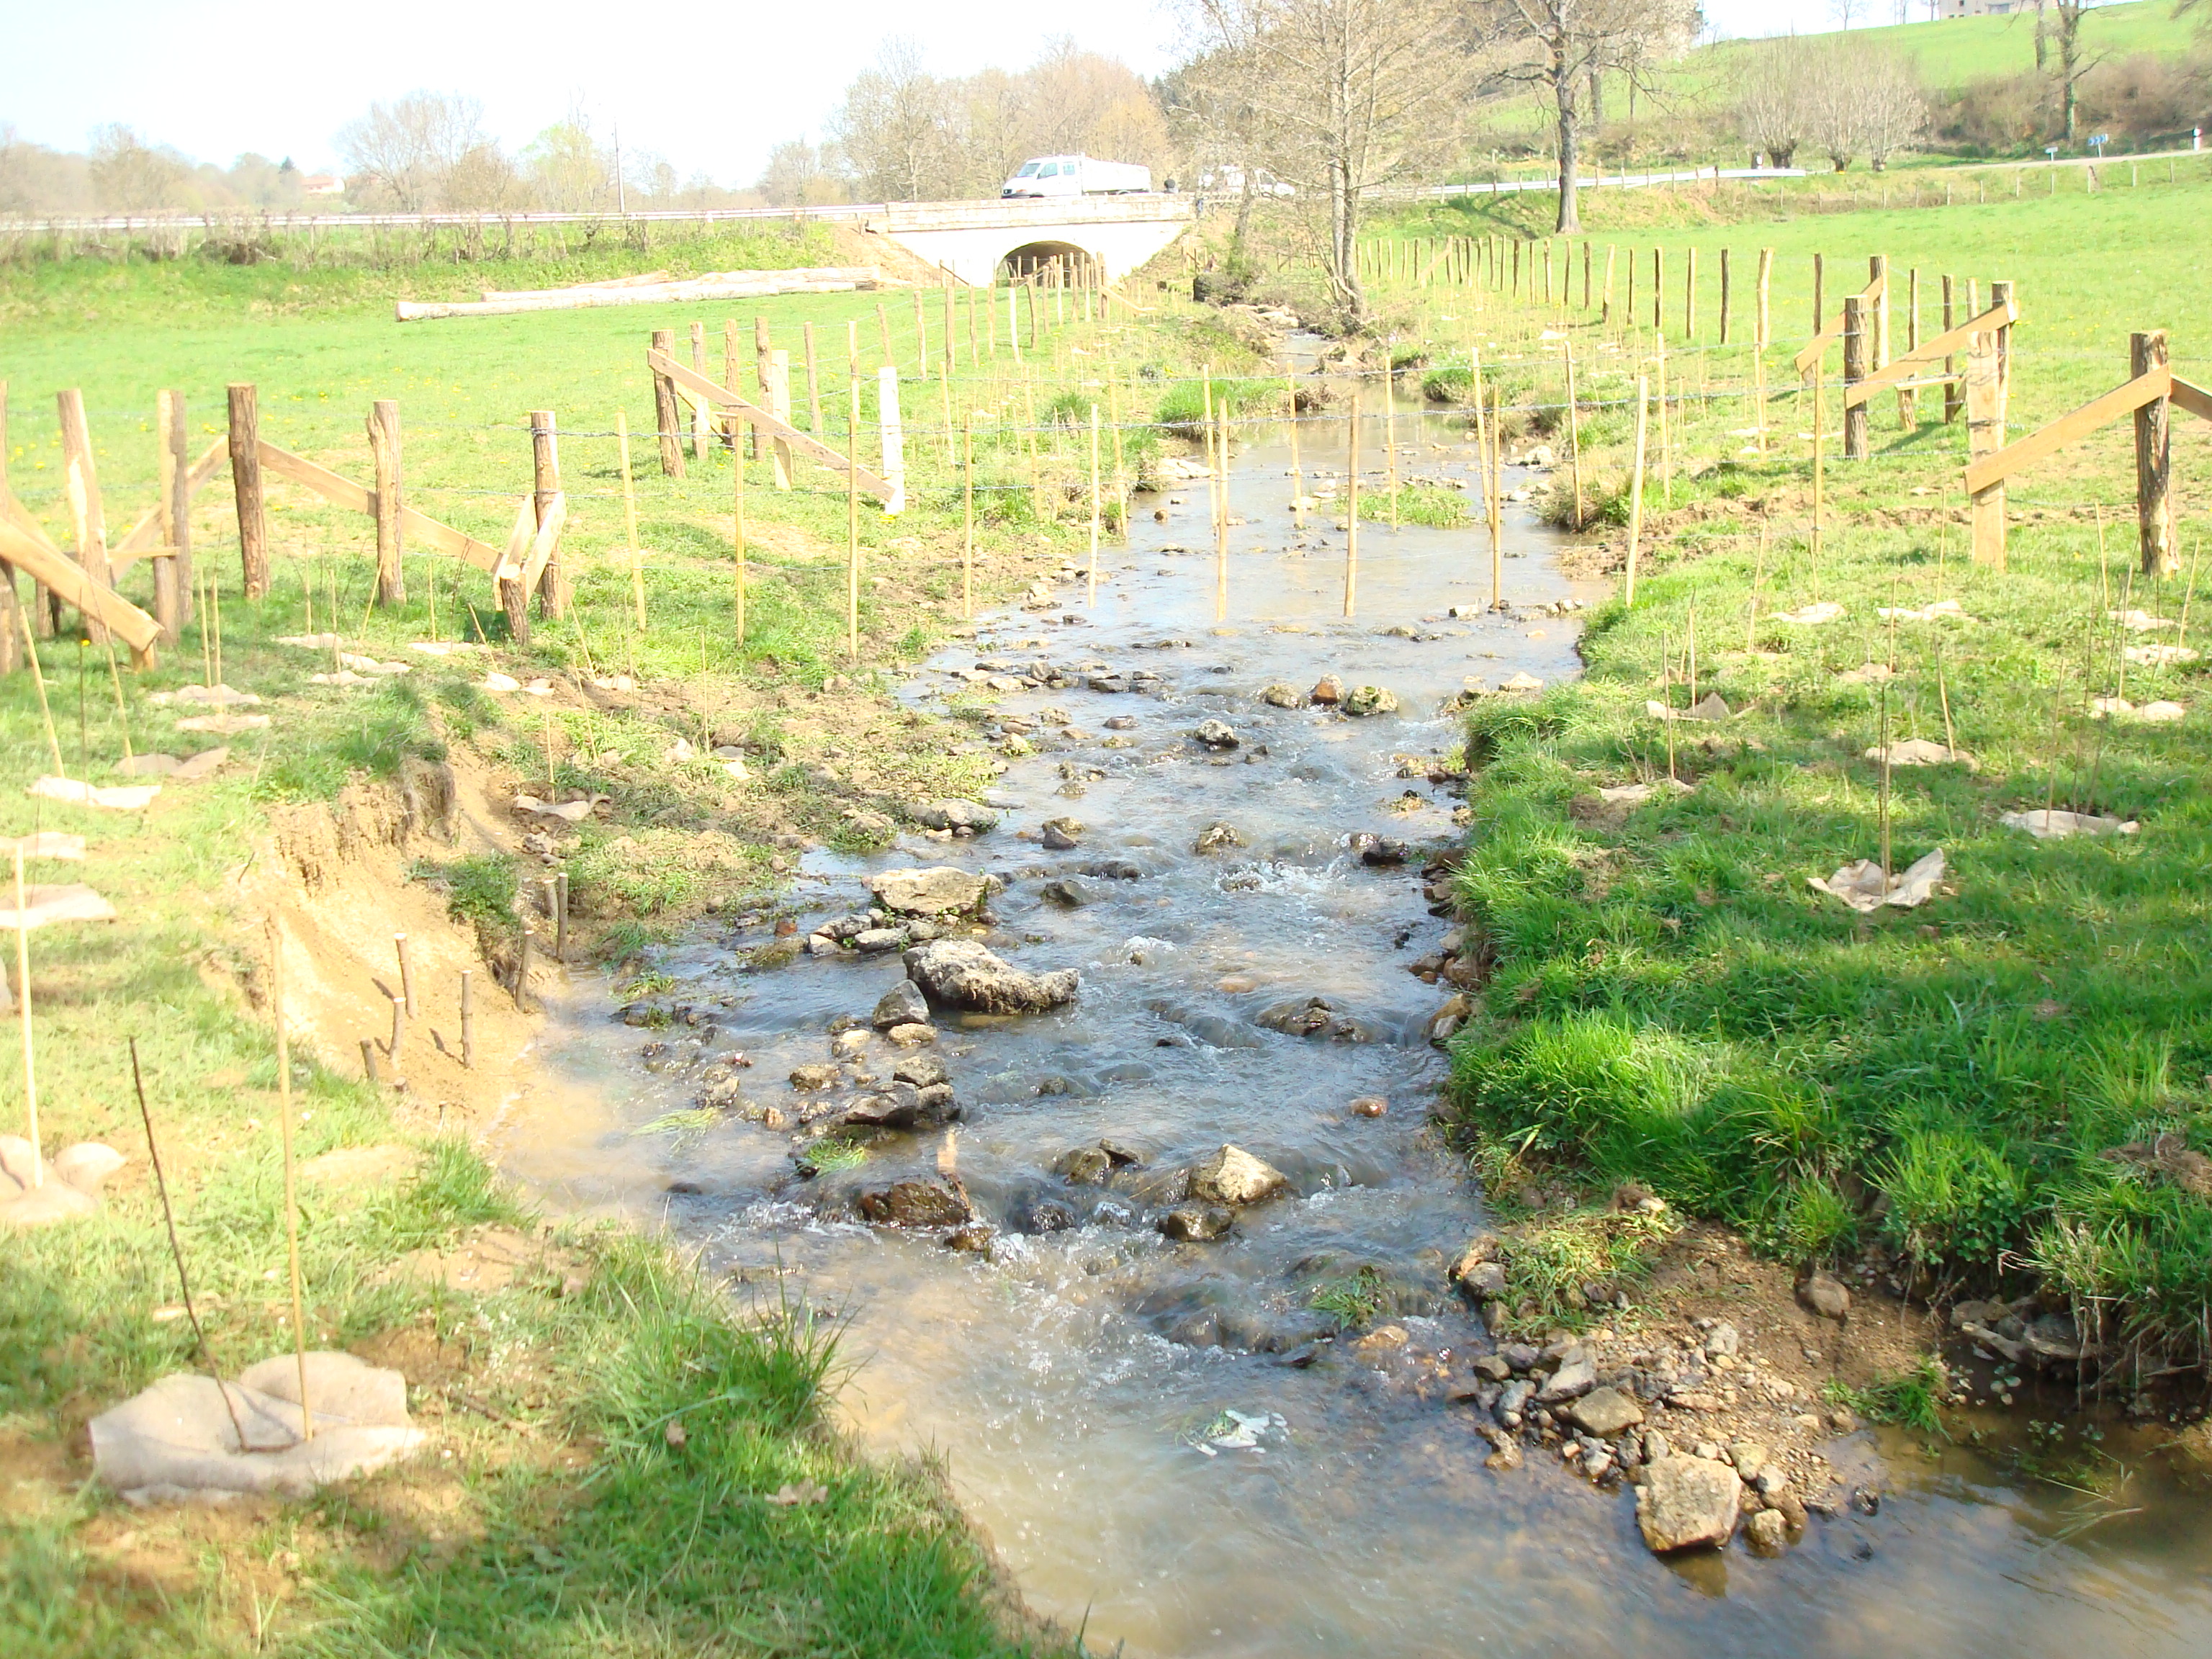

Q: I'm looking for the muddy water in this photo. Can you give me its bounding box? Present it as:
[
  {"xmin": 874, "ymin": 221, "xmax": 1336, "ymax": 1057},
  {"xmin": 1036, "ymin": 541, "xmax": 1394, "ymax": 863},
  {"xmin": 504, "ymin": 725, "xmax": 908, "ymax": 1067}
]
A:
[{"xmin": 505, "ymin": 374, "xmax": 2212, "ymax": 1658}]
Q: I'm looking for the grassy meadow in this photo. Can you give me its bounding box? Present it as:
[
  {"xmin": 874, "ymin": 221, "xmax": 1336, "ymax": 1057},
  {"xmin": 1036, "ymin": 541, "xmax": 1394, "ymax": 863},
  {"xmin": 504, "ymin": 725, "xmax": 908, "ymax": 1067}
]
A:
[
  {"xmin": 1330, "ymin": 173, "xmax": 2212, "ymax": 1363},
  {"xmin": 0, "ymin": 231, "xmax": 1287, "ymax": 1653}
]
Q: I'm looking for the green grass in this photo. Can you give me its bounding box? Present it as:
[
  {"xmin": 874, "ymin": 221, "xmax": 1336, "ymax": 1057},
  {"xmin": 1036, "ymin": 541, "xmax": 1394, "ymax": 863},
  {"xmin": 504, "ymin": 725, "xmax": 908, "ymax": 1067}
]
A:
[
  {"xmin": 0, "ymin": 243, "xmax": 1274, "ymax": 1655},
  {"xmin": 1348, "ymin": 170, "xmax": 2212, "ymax": 1371},
  {"xmin": 1826, "ymin": 1359, "xmax": 1952, "ymax": 1437}
]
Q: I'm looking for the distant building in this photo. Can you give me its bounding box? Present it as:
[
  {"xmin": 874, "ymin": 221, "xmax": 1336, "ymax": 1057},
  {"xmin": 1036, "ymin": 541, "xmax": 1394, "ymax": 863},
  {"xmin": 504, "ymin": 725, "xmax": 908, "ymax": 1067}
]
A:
[
  {"xmin": 1937, "ymin": 0, "xmax": 2031, "ymax": 16},
  {"xmin": 300, "ymin": 174, "xmax": 344, "ymax": 197}
]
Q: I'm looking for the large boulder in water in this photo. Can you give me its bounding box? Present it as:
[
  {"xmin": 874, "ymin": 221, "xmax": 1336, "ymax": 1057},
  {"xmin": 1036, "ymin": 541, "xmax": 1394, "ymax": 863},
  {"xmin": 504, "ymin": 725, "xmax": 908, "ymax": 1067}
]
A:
[
  {"xmin": 1635, "ymin": 1456, "xmax": 1744, "ymax": 1553},
  {"xmin": 1187, "ymin": 1145, "xmax": 1287, "ymax": 1205},
  {"xmin": 868, "ymin": 867, "xmax": 988, "ymax": 916},
  {"xmin": 903, "ymin": 939, "xmax": 1078, "ymax": 1014},
  {"xmin": 858, "ymin": 1180, "xmax": 974, "ymax": 1228},
  {"xmin": 907, "ymin": 799, "xmax": 998, "ymax": 835}
]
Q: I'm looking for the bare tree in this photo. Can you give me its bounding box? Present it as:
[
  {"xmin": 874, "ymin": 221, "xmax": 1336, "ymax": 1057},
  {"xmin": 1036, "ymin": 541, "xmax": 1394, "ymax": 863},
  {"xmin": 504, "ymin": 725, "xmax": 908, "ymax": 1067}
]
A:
[
  {"xmin": 1830, "ymin": 0, "xmax": 1862, "ymax": 28},
  {"xmin": 1803, "ymin": 46, "xmax": 1863, "ymax": 170},
  {"xmin": 830, "ymin": 39, "xmax": 960, "ymax": 200},
  {"xmin": 2048, "ymin": 0, "xmax": 2101, "ymax": 141},
  {"xmin": 1176, "ymin": 0, "xmax": 1472, "ymax": 322},
  {"xmin": 1733, "ymin": 35, "xmax": 1811, "ymax": 169},
  {"xmin": 757, "ymin": 139, "xmax": 850, "ymax": 207},
  {"xmin": 87, "ymin": 125, "xmax": 189, "ymax": 210},
  {"xmin": 1481, "ymin": 0, "xmax": 1700, "ymax": 233},
  {"xmin": 520, "ymin": 101, "xmax": 613, "ymax": 212},
  {"xmin": 1858, "ymin": 55, "xmax": 1928, "ymax": 168},
  {"xmin": 336, "ymin": 91, "xmax": 491, "ymax": 211}
]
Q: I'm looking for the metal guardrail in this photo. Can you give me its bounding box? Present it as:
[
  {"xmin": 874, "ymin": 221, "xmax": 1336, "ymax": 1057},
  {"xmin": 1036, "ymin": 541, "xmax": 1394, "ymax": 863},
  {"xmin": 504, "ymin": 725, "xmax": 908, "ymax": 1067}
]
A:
[
  {"xmin": 1409, "ymin": 167, "xmax": 1810, "ymax": 198},
  {"xmin": 0, "ymin": 196, "xmax": 1197, "ymax": 235}
]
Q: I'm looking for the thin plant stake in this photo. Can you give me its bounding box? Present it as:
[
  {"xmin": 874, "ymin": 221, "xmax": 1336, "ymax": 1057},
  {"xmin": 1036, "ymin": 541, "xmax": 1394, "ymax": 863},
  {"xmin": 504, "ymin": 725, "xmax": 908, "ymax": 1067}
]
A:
[
  {"xmin": 732, "ymin": 421, "xmax": 747, "ymax": 644},
  {"xmin": 617, "ymin": 410, "xmax": 644, "ymax": 631},
  {"xmin": 846, "ymin": 378, "xmax": 860, "ymax": 658},
  {"xmin": 1879, "ymin": 679, "xmax": 1893, "ymax": 884},
  {"xmin": 1625, "ymin": 375, "xmax": 1649, "ymax": 606},
  {"xmin": 1385, "ymin": 363, "xmax": 1399, "ymax": 529},
  {"xmin": 19, "ymin": 608, "xmax": 63, "ymax": 778},
  {"xmin": 2177, "ymin": 534, "xmax": 2200, "ymax": 649},
  {"xmin": 1214, "ymin": 405, "xmax": 1231, "ymax": 621},
  {"xmin": 1661, "ymin": 629, "xmax": 1677, "ymax": 785},
  {"xmin": 1936, "ymin": 642, "xmax": 1956, "ymax": 757},
  {"xmin": 1564, "ymin": 340, "xmax": 1583, "ymax": 529},
  {"xmin": 1344, "ymin": 384, "xmax": 1361, "ymax": 618},
  {"xmin": 1285, "ymin": 370, "xmax": 1304, "ymax": 528},
  {"xmin": 130, "ymin": 1038, "xmax": 246, "ymax": 1448},
  {"xmin": 13, "ymin": 848, "xmax": 42, "ymax": 1188},
  {"xmin": 1087, "ymin": 404, "xmax": 1102, "ymax": 607},
  {"xmin": 961, "ymin": 411, "xmax": 975, "ymax": 620},
  {"xmin": 265, "ymin": 919, "xmax": 312, "ymax": 1439},
  {"xmin": 100, "ymin": 634, "xmax": 133, "ymax": 763},
  {"xmin": 1747, "ymin": 523, "xmax": 1767, "ymax": 652}
]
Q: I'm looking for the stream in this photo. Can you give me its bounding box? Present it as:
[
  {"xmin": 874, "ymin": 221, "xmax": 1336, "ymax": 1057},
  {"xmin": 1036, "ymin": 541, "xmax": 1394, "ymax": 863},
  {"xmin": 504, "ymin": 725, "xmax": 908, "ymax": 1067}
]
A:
[{"xmin": 500, "ymin": 362, "xmax": 2212, "ymax": 1658}]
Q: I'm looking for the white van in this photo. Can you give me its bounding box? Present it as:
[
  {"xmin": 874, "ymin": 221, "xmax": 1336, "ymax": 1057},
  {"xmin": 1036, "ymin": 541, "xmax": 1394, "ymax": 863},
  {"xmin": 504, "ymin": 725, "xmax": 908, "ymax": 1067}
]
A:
[{"xmin": 1000, "ymin": 155, "xmax": 1152, "ymax": 199}]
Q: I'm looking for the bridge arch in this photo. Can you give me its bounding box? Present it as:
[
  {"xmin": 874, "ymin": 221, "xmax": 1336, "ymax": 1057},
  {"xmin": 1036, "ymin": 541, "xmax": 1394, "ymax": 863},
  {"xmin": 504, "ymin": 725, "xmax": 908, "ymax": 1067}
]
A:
[
  {"xmin": 997, "ymin": 240, "xmax": 1102, "ymax": 282},
  {"xmin": 861, "ymin": 197, "xmax": 1193, "ymax": 289}
]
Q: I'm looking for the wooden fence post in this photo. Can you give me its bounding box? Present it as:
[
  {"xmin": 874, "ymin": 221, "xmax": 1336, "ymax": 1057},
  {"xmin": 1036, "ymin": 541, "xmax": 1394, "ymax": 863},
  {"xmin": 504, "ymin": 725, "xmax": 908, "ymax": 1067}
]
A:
[
  {"xmin": 0, "ymin": 378, "xmax": 19, "ymax": 667},
  {"xmin": 1626, "ymin": 375, "xmax": 1649, "ymax": 606},
  {"xmin": 688, "ymin": 322, "xmax": 709, "ymax": 459},
  {"xmin": 1941, "ymin": 276, "xmax": 1962, "ymax": 424},
  {"xmin": 1812, "ymin": 253, "xmax": 1824, "ymax": 335},
  {"xmin": 56, "ymin": 389, "xmax": 114, "ymax": 646},
  {"xmin": 649, "ymin": 329, "xmax": 684, "ymax": 478},
  {"xmin": 1684, "ymin": 246, "xmax": 1696, "ymax": 341},
  {"xmin": 878, "ymin": 367, "xmax": 904, "ymax": 516},
  {"xmin": 156, "ymin": 390, "xmax": 192, "ymax": 639},
  {"xmin": 227, "ymin": 384, "xmax": 269, "ymax": 598},
  {"xmin": 1966, "ymin": 329, "xmax": 2006, "ymax": 571},
  {"xmin": 1990, "ymin": 279, "xmax": 2015, "ymax": 406},
  {"xmin": 2134, "ymin": 329, "xmax": 2177, "ymax": 576},
  {"xmin": 1842, "ymin": 296, "xmax": 1870, "ymax": 462},
  {"xmin": 1719, "ymin": 248, "xmax": 1731, "ymax": 346},
  {"xmin": 1651, "ymin": 247, "xmax": 1663, "ymax": 333},
  {"xmin": 530, "ymin": 410, "xmax": 561, "ymax": 615},
  {"xmin": 369, "ymin": 399, "xmax": 404, "ymax": 607},
  {"xmin": 1899, "ymin": 269, "xmax": 1920, "ymax": 430},
  {"xmin": 752, "ymin": 315, "xmax": 772, "ymax": 459}
]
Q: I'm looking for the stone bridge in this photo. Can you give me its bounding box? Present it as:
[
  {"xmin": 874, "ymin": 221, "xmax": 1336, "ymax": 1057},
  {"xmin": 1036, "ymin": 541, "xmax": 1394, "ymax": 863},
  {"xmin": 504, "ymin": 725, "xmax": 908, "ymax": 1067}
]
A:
[{"xmin": 860, "ymin": 194, "xmax": 1195, "ymax": 287}]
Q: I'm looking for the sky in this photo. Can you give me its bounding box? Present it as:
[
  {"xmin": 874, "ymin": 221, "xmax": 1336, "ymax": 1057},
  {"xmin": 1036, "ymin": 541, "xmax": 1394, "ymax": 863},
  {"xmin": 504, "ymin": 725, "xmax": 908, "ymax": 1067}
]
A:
[{"xmin": 0, "ymin": 0, "xmax": 1911, "ymax": 184}]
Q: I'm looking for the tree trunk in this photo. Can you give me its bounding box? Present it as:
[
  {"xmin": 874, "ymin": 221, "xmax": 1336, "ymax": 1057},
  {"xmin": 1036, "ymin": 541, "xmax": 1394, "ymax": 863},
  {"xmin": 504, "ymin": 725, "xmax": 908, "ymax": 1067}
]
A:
[{"xmin": 1554, "ymin": 53, "xmax": 1581, "ymax": 234}]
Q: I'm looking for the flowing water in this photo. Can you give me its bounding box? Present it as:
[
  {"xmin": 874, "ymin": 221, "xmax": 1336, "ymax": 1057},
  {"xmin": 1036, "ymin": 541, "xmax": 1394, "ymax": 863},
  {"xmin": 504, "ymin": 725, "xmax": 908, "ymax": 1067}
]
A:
[{"xmin": 502, "ymin": 364, "xmax": 2212, "ymax": 1658}]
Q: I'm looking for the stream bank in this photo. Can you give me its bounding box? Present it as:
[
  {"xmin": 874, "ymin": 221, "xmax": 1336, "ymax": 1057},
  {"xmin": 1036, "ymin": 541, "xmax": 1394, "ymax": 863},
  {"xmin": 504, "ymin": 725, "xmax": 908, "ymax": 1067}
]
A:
[{"xmin": 500, "ymin": 369, "xmax": 2212, "ymax": 1656}]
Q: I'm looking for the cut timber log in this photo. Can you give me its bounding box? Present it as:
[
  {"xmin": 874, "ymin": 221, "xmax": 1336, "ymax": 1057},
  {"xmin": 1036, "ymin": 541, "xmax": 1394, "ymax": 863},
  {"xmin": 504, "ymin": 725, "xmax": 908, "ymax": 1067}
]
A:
[
  {"xmin": 648, "ymin": 349, "xmax": 895, "ymax": 502},
  {"xmin": 253, "ymin": 440, "xmax": 504, "ymax": 572},
  {"xmin": 1795, "ymin": 270, "xmax": 1887, "ymax": 378},
  {"xmin": 397, "ymin": 269, "xmax": 881, "ymax": 321},
  {"xmin": 1962, "ymin": 367, "xmax": 2170, "ymax": 496},
  {"xmin": 1843, "ymin": 302, "xmax": 2017, "ymax": 408},
  {"xmin": 0, "ymin": 514, "xmax": 161, "ymax": 665}
]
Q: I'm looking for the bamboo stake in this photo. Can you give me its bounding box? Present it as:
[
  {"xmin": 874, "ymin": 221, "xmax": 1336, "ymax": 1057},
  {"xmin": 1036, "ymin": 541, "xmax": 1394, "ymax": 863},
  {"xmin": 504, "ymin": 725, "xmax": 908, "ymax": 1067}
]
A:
[
  {"xmin": 1878, "ymin": 680, "xmax": 1894, "ymax": 883},
  {"xmin": 961, "ymin": 411, "xmax": 974, "ymax": 621},
  {"xmin": 1285, "ymin": 371, "xmax": 1304, "ymax": 528},
  {"xmin": 1214, "ymin": 404, "xmax": 1231, "ymax": 622},
  {"xmin": 1087, "ymin": 405, "xmax": 1102, "ymax": 607},
  {"xmin": 1344, "ymin": 385, "xmax": 1360, "ymax": 618},
  {"xmin": 716, "ymin": 435, "xmax": 744, "ymax": 659},
  {"xmin": 395, "ymin": 932, "xmax": 416, "ymax": 1017},
  {"xmin": 614, "ymin": 411, "xmax": 644, "ymax": 631},
  {"xmin": 1812, "ymin": 362, "xmax": 1827, "ymax": 571},
  {"xmin": 1748, "ymin": 523, "xmax": 1767, "ymax": 650},
  {"xmin": 459, "ymin": 968, "xmax": 475, "ymax": 1069},
  {"xmin": 1662, "ymin": 630, "xmax": 1677, "ymax": 784},
  {"xmin": 1626, "ymin": 375, "xmax": 1649, "ymax": 606},
  {"xmin": 19, "ymin": 608, "xmax": 63, "ymax": 778},
  {"xmin": 1107, "ymin": 377, "xmax": 1127, "ymax": 539},
  {"xmin": 1564, "ymin": 341, "xmax": 1583, "ymax": 529},
  {"xmin": 13, "ymin": 848, "xmax": 40, "ymax": 1188},
  {"xmin": 846, "ymin": 378, "xmax": 860, "ymax": 657},
  {"xmin": 131, "ymin": 1038, "xmax": 246, "ymax": 1445},
  {"xmin": 266, "ymin": 918, "xmax": 311, "ymax": 1439},
  {"xmin": 1656, "ymin": 334, "xmax": 1671, "ymax": 505},
  {"xmin": 1385, "ymin": 366, "xmax": 1399, "ymax": 529}
]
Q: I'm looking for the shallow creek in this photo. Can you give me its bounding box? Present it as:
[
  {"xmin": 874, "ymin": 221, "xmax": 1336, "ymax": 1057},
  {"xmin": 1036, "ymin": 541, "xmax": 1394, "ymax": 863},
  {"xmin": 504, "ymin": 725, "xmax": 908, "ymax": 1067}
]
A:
[{"xmin": 502, "ymin": 372, "xmax": 2212, "ymax": 1657}]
